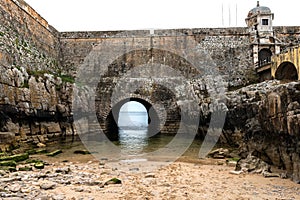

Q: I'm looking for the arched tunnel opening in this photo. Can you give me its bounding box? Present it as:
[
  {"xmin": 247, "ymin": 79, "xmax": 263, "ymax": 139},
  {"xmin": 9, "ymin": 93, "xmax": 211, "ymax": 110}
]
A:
[
  {"xmin": 275, "ymin": 62, "xmax": 298, "ymax": 81},
  {"xmin": 258, "ymin": 48, "xmax": 272, "ymax": 66},
  {"xmin": 94, "ymin": 48, "xmax": 198, "ymax": 151},
  {"xmin": 117, "ymin": 101, "xmax": 149, "ymax": 152},
  {"xmin": 105, "ymin": 98, "xmax": 161, "ymax": 141},
  {"xmin": 118, "ymin": 101, "xmax": 148, "ymax": 129}
]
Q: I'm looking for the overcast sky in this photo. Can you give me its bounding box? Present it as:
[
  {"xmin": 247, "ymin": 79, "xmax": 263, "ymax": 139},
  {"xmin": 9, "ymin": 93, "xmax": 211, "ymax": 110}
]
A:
[{"xmin": 24, "ymin": 0, "xmax": 299, "ymax": 31}]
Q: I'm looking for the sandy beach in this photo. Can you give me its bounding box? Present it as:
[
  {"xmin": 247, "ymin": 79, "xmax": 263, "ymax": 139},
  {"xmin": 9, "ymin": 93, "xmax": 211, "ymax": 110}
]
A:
[{"xmin": 1, "ymin": 153, "xmax": 300, "ymax": 200}]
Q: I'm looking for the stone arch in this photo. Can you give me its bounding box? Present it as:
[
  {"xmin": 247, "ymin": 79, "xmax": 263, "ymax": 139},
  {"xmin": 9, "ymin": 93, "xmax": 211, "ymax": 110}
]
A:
[
  {"xmin": 258, "ymin": 48, "xmax": 272, "ymax": 66},
  {"xmin": 275, "ymin": 61, "xmax": 298, "ymax": 81},
  {"xmin": 95, "ymin": 48, "xmax": 200, "ymax": 140},
  {"xmin": 102, "ymin": 86, "xmax": 181, "ymax": 141},
  {"xmin": 104, "ymin": 97, "xmax": 161, "ymax": 141}
]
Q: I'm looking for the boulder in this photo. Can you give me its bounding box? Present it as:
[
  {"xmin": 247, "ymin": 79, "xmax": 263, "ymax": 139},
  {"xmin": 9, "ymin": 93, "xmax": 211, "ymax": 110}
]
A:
[
  {"xmin": 224, "ymin": 81, "xmax": 300, "ymax": 182},
  {"xmin": 0, "ymin": 132, "xmax": 15, "ymax": 144}
]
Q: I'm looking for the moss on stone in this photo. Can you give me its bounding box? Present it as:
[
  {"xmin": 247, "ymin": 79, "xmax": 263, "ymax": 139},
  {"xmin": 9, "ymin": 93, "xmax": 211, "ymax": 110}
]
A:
[
  {"xmin": 0, "ymin": 153, "xmax": 29, "ymax": 162},
  {"xmin": 0, "ymin": 160, "xmax": 17, "ymax": 167},
  {"xmin": 47, "ymin": 150, "xmax": 62, "ymax": 157},
  {"xmin": 26, "ymin": 149, "xmax": 37, "ymax": 155},
  {"xmin": 21, "ymin": 80, "xmax": 29, "ymax": 88},
  {"xmin": 59, "ymin": 74, "xmax": 75, "ymax": 84},
  {"xmin": 34, "ymin": 162, "xmax": 44, "ymax": 169},
  {"xmin": 18, "ymin": 166, "xmax": 32, "ymax": 171},
  {"xmin": 105, "ymin": 178, "xmax": 122, "ymax": 185},
  {"xmin": 26, "ymin": 159, "xmax": 43, "ymax": 164},
  {"xmin": 0, "ymin": 153, "xmax": 7, "ymax": 157},
  {"xmin": 36, "ymin": 149, "xmax": 47, "ymax": 154},
  {"xmin": 27, "ymin": 69, "xmax": 49, "ymax": 78},
  {"xmin": 0, "ymin": 166, "xmax": 16, "ymax": 172}
]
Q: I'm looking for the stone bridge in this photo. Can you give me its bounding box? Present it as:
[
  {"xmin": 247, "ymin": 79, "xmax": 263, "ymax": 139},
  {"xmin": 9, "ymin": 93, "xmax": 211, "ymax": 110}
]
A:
[
  {"xmin": 72, "ymin": 34, "xmax": 217, "ymax": 140},
  {"xmin": 2, "ymin": 0, "xmax": 300, "ymax": 143},
  {"xmin": 271, "ymin": 46, "xmax": 300, "ymax": 81}
]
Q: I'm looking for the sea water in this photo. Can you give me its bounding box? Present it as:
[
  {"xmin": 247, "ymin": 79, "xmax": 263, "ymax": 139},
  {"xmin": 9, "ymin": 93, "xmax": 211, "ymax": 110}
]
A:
[{"xmin": 118, "ymin": 111, "xmax": 149, "ymax": 155}]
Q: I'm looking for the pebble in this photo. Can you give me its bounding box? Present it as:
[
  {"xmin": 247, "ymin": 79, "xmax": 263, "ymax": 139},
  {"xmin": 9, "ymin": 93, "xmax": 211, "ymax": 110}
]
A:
[
  {"xmin": 227, "ymin": 161, "xmax": 237, "ymax": 167},
  {"xmin": 8, "ymin": 184, "xmax": 21, "ymax": 193},
  {"xmin": 40, "ymin": 181, "xmax": 56, "ymax": 190},
  {"xmin": 75, "ymin": 187, "xmax": 85, "ymax": 192},
  {"xmin": 52, "ymin": 194, "xmax": 66, "ymax": 200},
  {"xmin": 37, "ymin": 143, "xmax": 46, "ymax": 148},
  {"xmin": 0, "ymin": 170, "xmax": 7, "ymax": 176},
  {"xmin": 145, "ymin": 173, "xmax": 156, "ymax": 178},
  {"xmin": 0, "ymin": 160, "xmax": 299, "ymax": 199},
  {"xmin": 229, "ymin": 170, "xmax": 244, "ymax": 175}
]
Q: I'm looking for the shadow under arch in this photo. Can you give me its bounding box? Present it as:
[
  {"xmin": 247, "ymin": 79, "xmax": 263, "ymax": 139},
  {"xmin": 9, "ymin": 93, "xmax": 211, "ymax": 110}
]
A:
[
  {"xmin": 259, "ymin": 48, "xmax": 272, "ymax": 65},
  {"xmin": 275, "ymin": 61, "xmax": 298, "ymax": 81}
]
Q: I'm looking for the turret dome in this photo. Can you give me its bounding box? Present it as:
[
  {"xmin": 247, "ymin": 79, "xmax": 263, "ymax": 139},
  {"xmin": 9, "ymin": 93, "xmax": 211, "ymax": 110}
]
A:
[{"xmin": 248, "ymin": 1, "xmax": 271, "ymax": 17}]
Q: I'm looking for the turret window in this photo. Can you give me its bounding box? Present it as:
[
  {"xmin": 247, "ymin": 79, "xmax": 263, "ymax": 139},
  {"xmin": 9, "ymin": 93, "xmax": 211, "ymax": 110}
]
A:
[{"xmin": 262, "ymin": 19, "xmax": 269, "ymax": 25}]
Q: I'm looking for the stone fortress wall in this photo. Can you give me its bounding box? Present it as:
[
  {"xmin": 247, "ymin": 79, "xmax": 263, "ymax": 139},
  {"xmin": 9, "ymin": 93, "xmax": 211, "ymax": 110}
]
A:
[
  {"xmin": 1, "ymin": 0, "xmax": 300, "ymax": 145},
  {"xmin": 0, "ymin": 0, "xmax": 71, "ymax": 148},
  {"xmin": 0, "ymin": 0, "xmax": 300, "ymax": 181}
]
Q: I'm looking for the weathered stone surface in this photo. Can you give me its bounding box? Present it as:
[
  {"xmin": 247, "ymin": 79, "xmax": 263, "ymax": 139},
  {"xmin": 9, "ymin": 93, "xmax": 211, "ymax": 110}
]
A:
[
  {"xmin": 0, "ymin": 132, "xmax": 15, "ymax": 144},
  {"xmin": 208, "ymin": 148, "xmax": 230, "ymax": 159},
  {"xmin": 224, "ymin": 80, "xmax": 300, "ymax": 182},
  {"xmin": 235, "ymin": 155, "xmax": 271, "ymax": 173}
]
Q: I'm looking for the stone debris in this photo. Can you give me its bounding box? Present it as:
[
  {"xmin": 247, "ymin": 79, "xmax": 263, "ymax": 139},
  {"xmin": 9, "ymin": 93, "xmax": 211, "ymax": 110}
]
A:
[
  {"xmin": 208, "ymin": 148, "xmax": 230, "ymax": 159},
  {"xmin": 145, "ymin": 173, "xmax": 156, "ymax": 178},
  {"xmin": 40, "ymin": 181, "xmax": 57, "ymax": 190},
  {"xmin": 235, "ymin": 154, "xmax": 270, "ymax": 173},
  {"xmin": 0, "ymin": 159, "xmax": 298, "ymax": 199}
]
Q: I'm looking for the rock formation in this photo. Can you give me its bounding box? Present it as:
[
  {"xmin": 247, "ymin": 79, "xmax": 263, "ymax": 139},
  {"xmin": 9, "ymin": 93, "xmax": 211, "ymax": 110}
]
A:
[{"xmin": 224, "ymin": 80, "xmax": 300, "ymax": 182}]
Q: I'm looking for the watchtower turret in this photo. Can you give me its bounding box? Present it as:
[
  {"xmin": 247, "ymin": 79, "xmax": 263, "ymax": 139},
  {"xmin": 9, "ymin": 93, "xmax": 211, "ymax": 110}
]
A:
[{"xmin": 246, "ymin": 1, "xmax": 280, "ymax": 67}]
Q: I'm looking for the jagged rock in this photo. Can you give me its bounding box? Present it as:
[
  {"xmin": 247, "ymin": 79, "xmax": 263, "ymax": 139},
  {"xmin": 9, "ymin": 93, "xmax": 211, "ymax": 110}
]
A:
[
  {"xmin": 208, "ymin": 148, "xmax": 230, "ymax": 159},
  {"xmin": 41, "ymin": 122, "xmax": 61, "ymax": 134},
  {"xmin": 224, "ymin": 81, "xmax": 300, "ymax": 181},
  {"xmin": 226, "ymin": 160, "xmax": 238, "ymax": 167},
  {"xmin": 235, "ymin": 155, "xmax": 271, "ymax": 174},
  {"xmin": 262, "ymin": 171, "xmax": 280, "ymax": 178},
  {"xmin": 56, "ymin": 104, "xmax": 66, "ymax": 114},
  {"xmin": 0, "ymin": 132, "xmax": 15, "ymax": 144}
]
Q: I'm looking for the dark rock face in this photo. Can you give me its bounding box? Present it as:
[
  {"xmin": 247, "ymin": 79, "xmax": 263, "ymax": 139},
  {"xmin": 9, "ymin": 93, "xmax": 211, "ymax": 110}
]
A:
[{"xmin": 225, "ymin": 80, "xmax": 300, "ymax": 182}]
